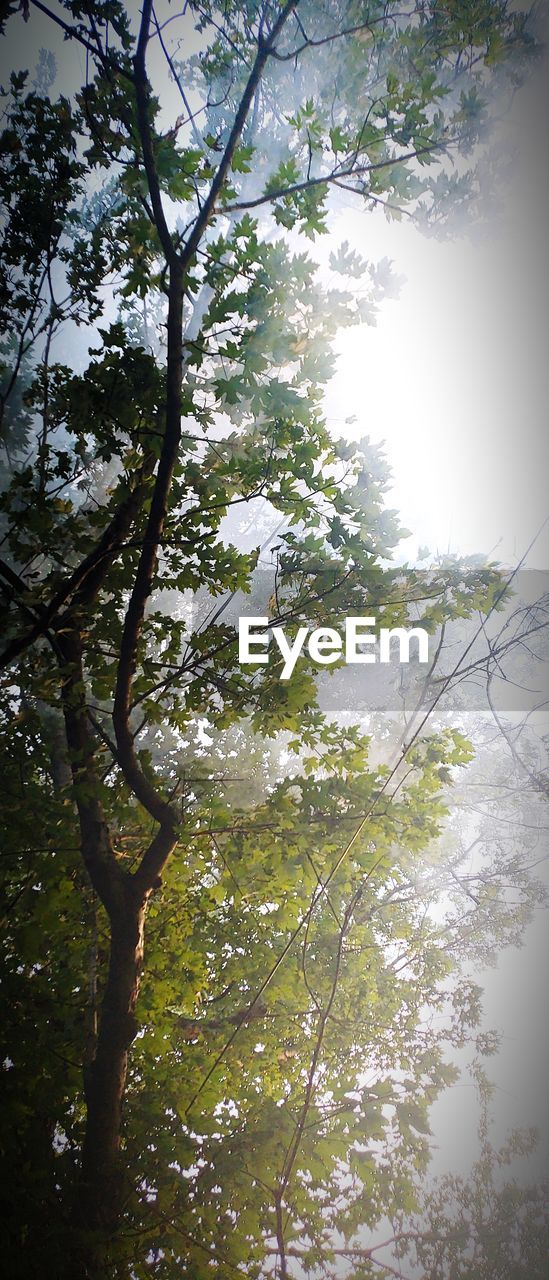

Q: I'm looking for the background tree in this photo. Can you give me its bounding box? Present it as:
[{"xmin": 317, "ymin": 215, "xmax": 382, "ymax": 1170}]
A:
[
  {"xmin": 0, "ymin": 2, "xmax": 544, "ymax": 1277},
  {"xmin": 401, "ymin": 1064, "xmax": 549, "ymax": 1279}
]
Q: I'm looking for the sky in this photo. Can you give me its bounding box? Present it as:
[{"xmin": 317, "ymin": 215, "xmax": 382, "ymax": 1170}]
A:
[
  {"xmin": 327, "ymin": 46, "xmax": 549, "ymax": 1197},
  {"xmin": 327, "ymin": 28, "xmax": 549, "ymax": 1188},
  {"xmin": 325, "ymin": 47, "xmax": 549, "ymax": 570}
]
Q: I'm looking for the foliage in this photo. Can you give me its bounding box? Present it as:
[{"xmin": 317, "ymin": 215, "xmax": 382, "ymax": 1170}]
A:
[{"xmin": 403, "ymin": 1067, "xmax": 549, "ymax": 1279}]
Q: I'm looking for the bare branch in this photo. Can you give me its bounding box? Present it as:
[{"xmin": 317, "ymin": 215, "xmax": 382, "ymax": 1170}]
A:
[
  {"xmin": 178, "ymin": 0, "xmax": 300, "ymax": 271},
  {"xmin": 222, "ymin": 143, "xmax": 445, "ymax": 213},
  {"xmin": 133, "ymin": 0, "xmax": 181, "ymax": 268}
]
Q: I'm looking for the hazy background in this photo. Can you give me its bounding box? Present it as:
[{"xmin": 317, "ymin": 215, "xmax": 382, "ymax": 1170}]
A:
[
  {"xmin": 324, "ymin": 8, "xmax": 549, "ymax": 1188},
  {"xmin": 326, "ymin": 31, "xmax": 549, "ymax": 571}
]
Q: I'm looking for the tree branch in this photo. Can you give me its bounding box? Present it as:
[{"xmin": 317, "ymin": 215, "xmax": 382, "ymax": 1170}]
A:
[
  {"xmin": 222, "ymin": 143, "xmax": 443, "ymax": 214},
  {"xmin": 114, "ymin": 0, "xmax": 301, "ymax": 887},
  {"xmin": 268, "ymin": 9, "xmax": 418, "ymax": 62},
  {"xmin": 133, "ymin": 0, "xmax": 181, "ymax": 268},
  {"xmin": 0, "ymin": 457, "xmax": 154, "ymax": 670},
  {"xmin": 28, "ymin": 0, "xmax": 133, "ymax": 80},
  {"xmin": 178, "ymin": 0, "xmax": 300, "ymax": 272},
  {"xmin": 57, "ymin": 628, "xmax": 127, "ymax": 915},
  {"xmin": 112, "ymin": 269, "xmax": 183, "ymax": 837}
]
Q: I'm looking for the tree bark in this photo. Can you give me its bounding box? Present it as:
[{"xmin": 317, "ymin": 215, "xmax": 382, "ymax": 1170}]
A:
[
  {"xmin": 75, "ymin": 883, "xmax": 149, "ymax": 1275},
  {"xmin": 57, "ymin": 627, "xmax": 148, "ymax": 1272}
]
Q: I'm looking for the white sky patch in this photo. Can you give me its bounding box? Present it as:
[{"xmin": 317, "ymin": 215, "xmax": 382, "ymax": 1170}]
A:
[{"xmin": 324, "ymin": 55, "xmax": 549, "ymax": 569}]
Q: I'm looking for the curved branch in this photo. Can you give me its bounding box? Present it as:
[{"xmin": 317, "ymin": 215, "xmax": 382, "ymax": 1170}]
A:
[
  {"xmin": 0, "ymin": 458, "xmax": 154, "ymax": 670},
  {"xmin": 114, "ymin": 0, "xmax": 301, "ymax": 887},
  {"xmin": 112, "ymin": 269, "xmax": 183, "ymax": 837},
  {"xmin": 222, "ymin": 142, "xmax": 444, "ymax": 214},
  {"xmin": 57, "ymin": 628, "xmax": 126, "ymax": 915}
]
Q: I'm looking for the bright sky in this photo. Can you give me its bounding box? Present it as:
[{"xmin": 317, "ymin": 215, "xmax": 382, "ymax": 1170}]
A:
[
  {"xmin": 325, "ymin": 56, "xmax": 549, "ymax": 569},
  {"xmin": 323, "ymin": 45, "xmax": 549, "ymax": 1188}
]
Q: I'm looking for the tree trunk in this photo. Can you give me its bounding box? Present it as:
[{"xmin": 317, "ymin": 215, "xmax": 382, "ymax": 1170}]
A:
[{"xmin": 75, "ymin": 888, "xmax": 149, "ymax": 1275}]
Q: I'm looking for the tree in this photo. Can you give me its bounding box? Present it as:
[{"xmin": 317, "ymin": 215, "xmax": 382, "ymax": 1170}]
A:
[
  {"xmin": 0, "ymin": 2, "xmax": 542, "ymax": 1276},
  {"xmin": 402, "ymin": 1064, "xmax": 549, "ymax": 1279}
]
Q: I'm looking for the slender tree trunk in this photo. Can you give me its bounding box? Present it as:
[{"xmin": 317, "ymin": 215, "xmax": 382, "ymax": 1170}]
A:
[
  {"xmin": 75, "ymin": 887, "xmax": 149, "ymax": 1274},
  {"xmin": 52, "ymin": 8, "xmax": 300, "ymax": 1267}
]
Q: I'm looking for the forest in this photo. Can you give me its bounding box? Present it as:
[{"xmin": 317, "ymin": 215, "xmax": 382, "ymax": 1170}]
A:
[{"xmin": 0, "ymin": 1, "xmax": 548, "ymax": 1277}]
